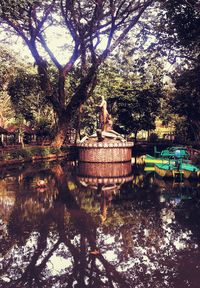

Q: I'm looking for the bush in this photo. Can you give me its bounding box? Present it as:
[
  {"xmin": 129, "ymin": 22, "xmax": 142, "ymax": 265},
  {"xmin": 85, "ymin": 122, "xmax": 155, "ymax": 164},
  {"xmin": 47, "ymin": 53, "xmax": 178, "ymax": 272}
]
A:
[
  {"xmin": 1, "ymin": 146, "xmax": 67, "ymax": 162},
  {"xmin": 8, "ymin": 149, "xmax": 32, "ymax": 160},
  {"xmin": 49, "ymin": 147, "xmax": 61, "ymax": 154},
  {"xmin": 30, "ymin": 147, "xmax": 50, "ymax": 156}
]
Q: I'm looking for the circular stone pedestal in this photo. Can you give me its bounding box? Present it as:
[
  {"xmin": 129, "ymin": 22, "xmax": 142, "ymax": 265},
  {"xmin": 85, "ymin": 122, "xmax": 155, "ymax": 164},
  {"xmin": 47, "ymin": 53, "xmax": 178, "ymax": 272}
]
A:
[{"xmin": 77, "ymin": 131, "xmax": 133, "ymax": 163}]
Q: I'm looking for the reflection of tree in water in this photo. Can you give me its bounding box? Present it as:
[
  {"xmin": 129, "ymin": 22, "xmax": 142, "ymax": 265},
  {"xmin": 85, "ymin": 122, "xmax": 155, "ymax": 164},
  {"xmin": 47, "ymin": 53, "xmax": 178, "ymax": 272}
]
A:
[
  {"xmin": 101, "ymin": 174, "xmax": 200, "ymax": 287},
  {"xmin": 103, "ymin": 177, "xmax": 165, "ymax": 265},
  {"xmin": 1, "ymin": 167, "xmax": 63, "ymax": 288},
  {"xmin": 161, "ymin": 186, "xmax": 200, "ymax": 288},
  {"xmin": 143, "ymin": 175, "xmax": 200, "ymax": 287},
  {"xmin": 1, "ymin": 163, "xmax": 130, "ymax": 288},
  {"xmin": 53, "ymin": 164, "xmax": 130, "ymax": 287}
]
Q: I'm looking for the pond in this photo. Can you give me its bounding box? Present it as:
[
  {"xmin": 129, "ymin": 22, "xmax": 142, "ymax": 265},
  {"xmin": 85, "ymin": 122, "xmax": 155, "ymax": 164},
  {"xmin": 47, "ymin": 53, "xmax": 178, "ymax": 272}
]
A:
[{"xmin": 1, "ymin": 157, "xmax": 200, "ymax": 288}]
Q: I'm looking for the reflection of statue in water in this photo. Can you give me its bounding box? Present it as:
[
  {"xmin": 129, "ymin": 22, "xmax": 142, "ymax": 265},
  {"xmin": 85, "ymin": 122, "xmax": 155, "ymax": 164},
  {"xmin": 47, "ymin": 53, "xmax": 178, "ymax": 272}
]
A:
[
  {"xmin": 101, "ymin": 188, "xmax": 115, "ymax": 223},
  {"xmin": 96, "ymin": 183, "xmax": 121, "ymax": 224},
  {"xmin": 99, "ymin": 96, "xmax": 113, "ymax": 132}
]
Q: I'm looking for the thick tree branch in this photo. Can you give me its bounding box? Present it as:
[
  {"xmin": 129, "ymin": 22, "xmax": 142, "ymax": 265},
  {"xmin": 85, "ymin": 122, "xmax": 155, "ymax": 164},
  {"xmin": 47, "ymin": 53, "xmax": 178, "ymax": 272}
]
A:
[
  {"xmin": 61, "ymin": 0, "xmax": 78, "ymax": 41},
  {"xmin": 1, "ymin": 17, "xmax": 29, "ymax": 44},
  {"xmin": 63, "ymin": 42, "xmax": 80, "ymax": 75},
  {"xmin": 66, "ymin": 64, "xmax": 98, "ymax": 116}
]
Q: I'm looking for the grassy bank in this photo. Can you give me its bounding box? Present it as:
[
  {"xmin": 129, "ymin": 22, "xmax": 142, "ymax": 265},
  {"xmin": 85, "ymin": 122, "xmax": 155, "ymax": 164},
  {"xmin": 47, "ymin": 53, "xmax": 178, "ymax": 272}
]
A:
[{"xmin": 0, "ymin": 146, "xmax": 78, "ymax": 166}]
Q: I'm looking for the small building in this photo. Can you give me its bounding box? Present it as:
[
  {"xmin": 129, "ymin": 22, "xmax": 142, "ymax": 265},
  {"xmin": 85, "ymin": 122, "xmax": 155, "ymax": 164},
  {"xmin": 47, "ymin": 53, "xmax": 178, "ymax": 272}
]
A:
[
  {"xmin": 6, "ymin": 124, "xmax": 36, "ymax": 145},
  {"xmin": 154, "ymin": 119, "xmax": 175, "ymax": 140}
]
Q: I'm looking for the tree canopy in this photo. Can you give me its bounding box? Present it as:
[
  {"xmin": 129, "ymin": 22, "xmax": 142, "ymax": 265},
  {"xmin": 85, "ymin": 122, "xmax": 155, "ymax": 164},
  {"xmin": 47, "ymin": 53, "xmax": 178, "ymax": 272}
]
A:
[
  {"xmin": 157, "ymin": 0, "xmax": 200, "ymax": 67},
  {"xmin": 170, "ymin": 66, "xmax": 200, "ymax": 142},
  {"xmin": 109, "ymin": 87, "xmax": 160, "ymax": 140},
  {"xmin": 158, "ymin": 0, "xmax": 200, "ymax": 141}
]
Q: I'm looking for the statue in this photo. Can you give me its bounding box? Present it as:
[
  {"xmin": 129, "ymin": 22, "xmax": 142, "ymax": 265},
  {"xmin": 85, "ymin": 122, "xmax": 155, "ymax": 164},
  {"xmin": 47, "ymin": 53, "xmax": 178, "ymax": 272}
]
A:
[
  {"xmin": 95, "ymin": 96, "xmax": 125, "ymax": 142},
  {"xmin": 99, "ymin": 96, "xmax": 113, "ymax": 132}
]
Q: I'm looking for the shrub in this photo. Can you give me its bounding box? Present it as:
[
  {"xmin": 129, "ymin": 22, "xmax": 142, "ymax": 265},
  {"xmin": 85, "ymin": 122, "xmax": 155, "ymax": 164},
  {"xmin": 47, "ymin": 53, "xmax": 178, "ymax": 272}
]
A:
[
  {"xmin": 30, "ymin": 147, "xmax": 50, "ymax": 156},
  {"xmin": 49, "ymin": 147, "xmax": 61, "ymax": 154},
  {"xmin": 1, "ymin": 146, "xmax": 68, "ymax": 162},
  {"xmin": 8, "ymin": 149, "xmax": 32, "ymax": 160}
]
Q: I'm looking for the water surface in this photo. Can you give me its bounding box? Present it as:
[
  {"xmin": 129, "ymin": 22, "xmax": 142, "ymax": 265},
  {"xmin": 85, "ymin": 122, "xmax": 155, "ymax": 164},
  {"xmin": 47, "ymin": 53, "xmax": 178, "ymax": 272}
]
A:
[{"xmin": 1, "ymin": 158, "xmax": 200, "ymax": 288}]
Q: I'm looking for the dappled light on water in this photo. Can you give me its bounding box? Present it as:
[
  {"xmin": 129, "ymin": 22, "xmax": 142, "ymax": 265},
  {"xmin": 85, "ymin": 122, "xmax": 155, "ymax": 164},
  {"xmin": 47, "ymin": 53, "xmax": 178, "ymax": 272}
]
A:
[{"xmin": 1, "ymin": 160, "xmax": 200, "ymax": 287}]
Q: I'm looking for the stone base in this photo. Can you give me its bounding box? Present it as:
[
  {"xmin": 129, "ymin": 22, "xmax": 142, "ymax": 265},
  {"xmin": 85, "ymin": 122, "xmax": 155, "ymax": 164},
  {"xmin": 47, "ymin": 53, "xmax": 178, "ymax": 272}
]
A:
[{"xmin": 77, "ymin": 141, "xmax": 133, "ymax": 162}]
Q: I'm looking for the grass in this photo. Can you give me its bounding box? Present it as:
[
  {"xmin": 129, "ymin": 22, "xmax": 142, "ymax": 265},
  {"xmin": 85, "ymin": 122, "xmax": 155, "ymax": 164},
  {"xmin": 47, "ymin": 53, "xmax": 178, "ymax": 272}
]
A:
[{"xmin": 0, "ymin": 146, "xmax": 69, "ymax": 161}]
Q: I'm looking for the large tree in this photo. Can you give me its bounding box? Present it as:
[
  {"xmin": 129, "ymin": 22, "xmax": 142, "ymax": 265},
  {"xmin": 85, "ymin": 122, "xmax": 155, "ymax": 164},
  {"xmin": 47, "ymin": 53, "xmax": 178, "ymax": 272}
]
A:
[
  {"xmin": 0, "ymin": 0, "xmax": 156, "ymax": 147},
  {"xmin": 157, "ymin": 0, "xmax": 200, "ymax": 141},
  {"xmin": 170, "ymin": 66, "xmax": 200, "ymax": 142}
]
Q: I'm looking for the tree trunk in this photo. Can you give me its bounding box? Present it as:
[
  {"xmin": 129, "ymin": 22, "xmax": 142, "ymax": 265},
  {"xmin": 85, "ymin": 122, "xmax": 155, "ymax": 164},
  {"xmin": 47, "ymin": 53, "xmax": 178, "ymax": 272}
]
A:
[
  {"xmin": 134, "ymin": 131, "xmax": 138, "ymax": 143},
  {"xmin": 51, "ymin": 66, "xmax": 98, "ymax": 148},
  {"xmin": 51, "ymin": 114, "xmax": 71, "ymax": 148}
]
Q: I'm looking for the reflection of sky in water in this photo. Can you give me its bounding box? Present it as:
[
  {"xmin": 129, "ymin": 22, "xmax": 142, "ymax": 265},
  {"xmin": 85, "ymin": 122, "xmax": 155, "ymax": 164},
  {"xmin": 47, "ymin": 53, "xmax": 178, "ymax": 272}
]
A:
[{"xmin": 45, "ymin": 250, "xmax": 73, "ymax": 276}]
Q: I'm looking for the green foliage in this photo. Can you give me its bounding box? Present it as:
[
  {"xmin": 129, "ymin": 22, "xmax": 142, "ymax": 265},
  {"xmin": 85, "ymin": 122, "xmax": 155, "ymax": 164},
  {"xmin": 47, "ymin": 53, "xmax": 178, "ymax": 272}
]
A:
[
  {"xmin": 78, "ymin": 53, "xmax": 163, "ymax": 138},
  {"xmin": 0, "ymin": 46, "xmax": 20, "ymax": 89},
  {"xmin": 157, "ymin": 0, "xmax": 200, "ymax": 67},
  {"xmin": 173, "ymin": 117, "xmax": 189, "ymax": 143},
  {"xmin": 0, "ymin": 45, "xmax": 55, "ymax": 131},
  {"xmin": 30, "ymin": 147, "xmax": 50, "ymax": 157},
  {"xmin": 163, "ymin": 0, "xmax": 200, "ymax": 50},
  {"xmin": 49, "ymin": 147, "xmax": 61, "ymax": 155},
  {"xmin": 155, "ymin": 0, "xmax": 200, "ymax": 142},
  {"xmin": 0, "ymin": 46, "xmax": 23, "ymax": 126},
  {"xmin": 170, "ymin": 66, "xmax": 200, "ymax": 142},
  {"xmin": 6, "ymin": 148, "xmax": 32, "ymax": 160},
  {"xmin": 109, "ymin": 87, "xmax": 161, "ymax": 137},
  {"xmin": 78, "ymin": 98, "xmax": 99, "ymax": 136},
  {"xmin": 34, "ymin": 118, "xmax": 55, "ymax": 138},
  {"xmin": 2, "ymin": 146, "xmax": 65, "ymax": 161},
  {"xmin": 0, "ymin": 1, "xmax": 48, "ymax": 31},
  {"xmin": 8, "ymin": 70, "xmax": 48, "ymax": 122},
  {"xmin": 0, "ymin": 92, "xmax": 15, "ymax": 126}
]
